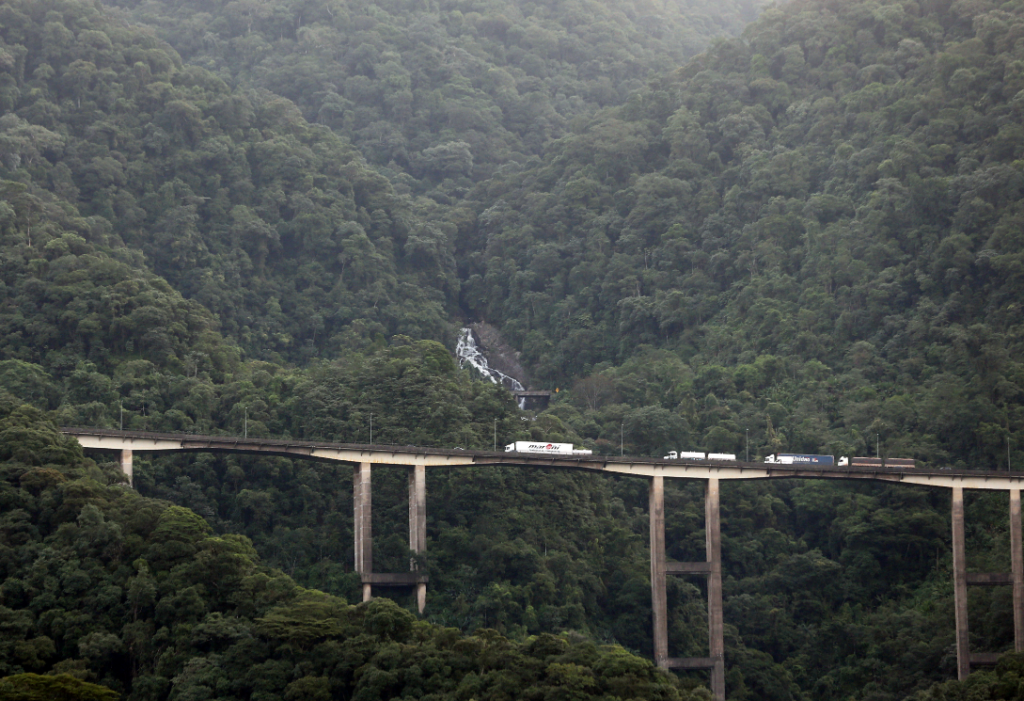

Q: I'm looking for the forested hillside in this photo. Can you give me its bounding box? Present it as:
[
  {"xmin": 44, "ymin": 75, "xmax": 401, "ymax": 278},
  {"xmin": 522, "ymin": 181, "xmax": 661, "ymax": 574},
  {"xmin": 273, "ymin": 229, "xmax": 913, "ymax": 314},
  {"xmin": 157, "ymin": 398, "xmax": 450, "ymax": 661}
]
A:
[
  {"xmin": 3, "ymin": 0, "xmax": 1024, "ymax": 699},
  {"xmin": 460, "ymin": 0, "xmax": 1024, "ymax": 469},
  {"xmin": 0, "ymin": 0, "xmax": 459, "ymax": 367},
  {"xmin": 106, "ymin": 0, "xmax": 762, "ymax": 192},
  {"xmin": 0, "ymin": 403, "xmax": 698, "ymax": 701},
  {"xmin": 0, "ymin": 0, "xmax": 763, "ymax": 367}
]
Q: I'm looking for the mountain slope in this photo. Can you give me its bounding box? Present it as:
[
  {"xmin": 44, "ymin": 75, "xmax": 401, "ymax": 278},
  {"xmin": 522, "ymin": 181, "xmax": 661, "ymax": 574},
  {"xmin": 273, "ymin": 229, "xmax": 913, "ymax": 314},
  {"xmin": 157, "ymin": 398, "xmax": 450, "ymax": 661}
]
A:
[
  {"xmin": 105, "ymin": 0, "xmax": 765, "ymax": 190},
  {"xmin": 0, "ymin": 403, "xmax": 699, "ymax": 701},
  {"xmin": 459, "ymin": 0, "xmax": 1024, "ymax": 467},
  {"xmin": 3, "ymin": 1, "xmax": 1024, "ymax": 700},
  {"xmin": 0, "ymin": 0, "xmax": 456, "ymax": 364}
]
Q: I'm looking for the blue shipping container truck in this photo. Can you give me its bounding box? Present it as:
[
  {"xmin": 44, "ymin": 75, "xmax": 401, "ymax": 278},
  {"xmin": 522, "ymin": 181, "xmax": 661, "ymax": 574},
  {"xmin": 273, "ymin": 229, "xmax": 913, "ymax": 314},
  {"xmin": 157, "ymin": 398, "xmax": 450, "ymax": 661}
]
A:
[{"xmin": 764, "ymin": 453, "xmax": 835, "ymax": 465}]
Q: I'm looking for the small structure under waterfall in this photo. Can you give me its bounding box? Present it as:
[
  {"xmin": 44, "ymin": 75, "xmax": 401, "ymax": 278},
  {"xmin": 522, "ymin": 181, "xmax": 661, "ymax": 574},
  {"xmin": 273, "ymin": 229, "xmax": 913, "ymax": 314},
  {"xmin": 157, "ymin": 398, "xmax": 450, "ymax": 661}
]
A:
[{"xmin": 511, "ymin": 390, "xmax": 551, "ymax": 411}]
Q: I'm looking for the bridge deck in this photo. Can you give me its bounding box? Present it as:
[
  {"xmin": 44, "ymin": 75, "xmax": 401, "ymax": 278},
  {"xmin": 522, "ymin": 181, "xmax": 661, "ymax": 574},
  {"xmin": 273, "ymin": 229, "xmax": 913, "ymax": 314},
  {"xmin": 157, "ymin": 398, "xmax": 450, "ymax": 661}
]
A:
[{"xmin": 61, "ymin": 428, "xmax": 1024, "ymax": 490}]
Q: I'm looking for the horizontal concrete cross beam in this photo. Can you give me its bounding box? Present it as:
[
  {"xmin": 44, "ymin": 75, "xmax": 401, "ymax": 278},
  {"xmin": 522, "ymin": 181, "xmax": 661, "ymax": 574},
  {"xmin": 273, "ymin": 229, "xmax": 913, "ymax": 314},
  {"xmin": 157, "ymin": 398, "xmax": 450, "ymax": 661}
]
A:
[
  {"xmin": 966, "ymin": 573, "xmax": 1013, "ymax": 585},
  {"xmin": 360, "ymin": 573, "xmax": 428, "ymax": 585},
  {"xmin": 665, "ymin": 657, "xmax": 718, "ymax": 670},
  {"xmin": 665, "ymin": 561, "xmax": 712, "ymax": 575}
]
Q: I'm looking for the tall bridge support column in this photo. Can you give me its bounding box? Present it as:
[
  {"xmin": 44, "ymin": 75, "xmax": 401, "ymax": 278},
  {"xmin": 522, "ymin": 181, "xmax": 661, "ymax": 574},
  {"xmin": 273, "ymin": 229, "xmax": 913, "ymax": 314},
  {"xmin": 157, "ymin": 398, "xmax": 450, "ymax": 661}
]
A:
[
  {"xmin": 649, "ymin": 476, "xmax": 725, "ymax": 701},
  {"xmin": 354, "ymin": 462, "xmax": 373, "ymax": 602},
  {"xmin": 1012, "ymin": 489, "xmax": 1023, "ymax": 652},
  {"xmin": 120, "ymin": 449, "xmax": 133, "ymax": 487},
  {"xmin": 952, "ymin": 486, "xmax": 970, "ymax": 680},
  {"xmin": 409, "ymin": 464, "xmax": 427, "ymax": 613},
  {"xmin": 706, "ymin": 478, "xmax": 725, "ymax": 701},
  {"xmin": 650, "ymin": 476, "xmax": 668, "ymax": 667}
]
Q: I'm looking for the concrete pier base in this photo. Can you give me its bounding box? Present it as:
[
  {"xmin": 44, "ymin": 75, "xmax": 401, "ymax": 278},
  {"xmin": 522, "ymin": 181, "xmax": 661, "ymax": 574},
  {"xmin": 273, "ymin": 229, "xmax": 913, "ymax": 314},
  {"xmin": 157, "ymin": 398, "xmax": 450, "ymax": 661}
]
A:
[
  {"xmin": 120, "ymin": 449, "xmax": 133, "ymax": 486},
  {"xmin": 354, "ymin": 462, "xmax": 373, "ymax": 602},
  {"xmin": 409, "ymin": 464, "xmax": 427, "ymax": 613}
]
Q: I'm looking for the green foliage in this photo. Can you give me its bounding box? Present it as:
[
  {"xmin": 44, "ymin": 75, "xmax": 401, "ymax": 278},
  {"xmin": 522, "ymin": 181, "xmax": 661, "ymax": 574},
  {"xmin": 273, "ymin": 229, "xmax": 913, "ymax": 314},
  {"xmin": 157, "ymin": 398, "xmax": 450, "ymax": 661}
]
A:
[
  {"xmin": 253, "ymin": 592, "xmax": 348, "ymax": 646},
  {"xmin": 0, "ymin": 0, "xmax": 453, "ymax": 364},
  {"xmin": 283, "ymin": 338, "xmax": 522, "ymax": 446},
  {"xmin": 137, "ymin": 423, "xmax": 1024, "ymax": 701},
  {"xmin": 0, "ymin": 405, "xmax": 696, "ymax": 700},
  {"xmin": 455, "ymin": 0, "xmax": 1024, "ymax": 470},
  {"xmin": 909, "ymin": 653, "xmax": 1024, "ymax": 700},
  {"xmin": 0, "ymin": 405, "xmax": 83, "ymax": 465},
  {"xmin": 107, "ymin": 0, "xmax": 763, "ymax": 196},
  {"xmin": 2, "ymin": 0, "xmax": 1024, "ymax": 700},
  {"xmin": 0, "ymin": 673, "xmax": 118, "ymax": 701}
]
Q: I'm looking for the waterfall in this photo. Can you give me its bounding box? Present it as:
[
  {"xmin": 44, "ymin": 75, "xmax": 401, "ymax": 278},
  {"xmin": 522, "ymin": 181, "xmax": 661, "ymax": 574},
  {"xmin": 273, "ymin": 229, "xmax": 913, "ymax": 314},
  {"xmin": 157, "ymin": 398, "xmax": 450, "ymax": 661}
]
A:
[{"xmin": 456, "ymin": 328, "xmax": 526, "ymax": 408}]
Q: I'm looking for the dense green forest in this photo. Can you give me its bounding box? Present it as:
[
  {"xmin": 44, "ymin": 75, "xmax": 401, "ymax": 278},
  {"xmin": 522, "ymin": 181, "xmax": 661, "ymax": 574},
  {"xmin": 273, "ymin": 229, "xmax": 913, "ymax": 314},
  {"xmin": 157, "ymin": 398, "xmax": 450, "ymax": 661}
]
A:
[
  {"xmin": 3, "ymin": 0, "xmax": 1024, "ymax": 698},
  {"xmin": 457, "ymin": 0, "xmax": 1024, "ymax": 469},
  {"xmin": 105, "ymin": 0, "xmax": 762, "ymax": 190},
  {"xmin": 0, "ymin": 403, "xmax": 700, "ymax": 701},
  {"xmin": 0, "ymin": 0, "xmax": 463, "ymax": 369}
]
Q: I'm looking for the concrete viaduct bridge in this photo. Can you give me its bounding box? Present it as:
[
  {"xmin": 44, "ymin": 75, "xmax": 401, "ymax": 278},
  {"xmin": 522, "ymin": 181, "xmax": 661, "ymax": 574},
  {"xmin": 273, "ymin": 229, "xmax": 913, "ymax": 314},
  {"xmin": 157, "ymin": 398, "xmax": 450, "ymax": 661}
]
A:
[{"xmin": 63, "ymin": 427, "xmax": 1024, "ymax": 701}]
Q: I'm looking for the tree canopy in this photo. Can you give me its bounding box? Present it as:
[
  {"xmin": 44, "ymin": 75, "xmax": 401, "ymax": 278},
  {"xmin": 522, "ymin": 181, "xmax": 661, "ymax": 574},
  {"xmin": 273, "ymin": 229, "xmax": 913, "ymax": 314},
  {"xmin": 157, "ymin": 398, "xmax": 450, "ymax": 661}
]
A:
[
  {"xmin": 454, "ymin": 0, "xmax": 1024, "ymax": 468},
  {"xmin": 0, "ymin": 402, "xmax": 703, "ymax": 701},
  {"xmin": 2, "ymin": 0, "xmax": 1024, "ymax": 698}
]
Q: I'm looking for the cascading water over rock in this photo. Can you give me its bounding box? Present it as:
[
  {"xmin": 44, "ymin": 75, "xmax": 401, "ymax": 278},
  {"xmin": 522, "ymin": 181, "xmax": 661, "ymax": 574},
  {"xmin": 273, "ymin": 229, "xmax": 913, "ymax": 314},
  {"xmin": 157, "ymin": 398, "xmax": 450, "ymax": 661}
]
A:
[{"xmin": 456, "ymin": 328, "xmax": 527, "ymax": 408}]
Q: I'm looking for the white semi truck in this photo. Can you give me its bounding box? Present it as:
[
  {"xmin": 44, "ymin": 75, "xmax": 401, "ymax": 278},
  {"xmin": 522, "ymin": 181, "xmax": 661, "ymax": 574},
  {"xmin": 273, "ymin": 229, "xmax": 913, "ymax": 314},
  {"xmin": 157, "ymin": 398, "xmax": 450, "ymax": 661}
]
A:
[
  {"xmin": 663, "ymin": 451, "xmax": 737, "ymax": 461},
  {"xmin": 505, "ymin": 441, "xmax": 593, "ymax": 456},
  {"xmin": 764, "ymin": 453, "xmax": 834, "ymax": 465}
]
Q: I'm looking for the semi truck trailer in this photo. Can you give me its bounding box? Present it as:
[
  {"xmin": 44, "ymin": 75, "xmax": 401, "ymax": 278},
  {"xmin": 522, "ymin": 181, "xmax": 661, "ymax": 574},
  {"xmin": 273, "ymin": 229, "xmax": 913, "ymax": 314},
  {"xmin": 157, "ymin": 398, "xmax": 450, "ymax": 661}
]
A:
[
  {"xmin": 505, "ymin": 442, "xmax": 593, "ymax": 456},
  {"xmin": 764, "ymin": 453, "xmax": 835, "ymax": 465}
]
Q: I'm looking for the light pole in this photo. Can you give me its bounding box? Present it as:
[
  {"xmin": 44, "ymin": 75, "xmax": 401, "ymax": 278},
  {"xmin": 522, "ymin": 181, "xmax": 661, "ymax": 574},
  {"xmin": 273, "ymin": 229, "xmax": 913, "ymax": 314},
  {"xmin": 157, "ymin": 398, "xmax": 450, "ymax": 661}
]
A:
[
  {"xmin": 876, "ymin": 433, "xmax": 879, "ymax": 459},
  {"xmin": 493, "ymin": 419, "xmax": 497, "ymax": 452},
  {"xmin": 244, "ymin": 407, "xmax": 248, "ymax": 439},
  {"xmin": 119, "ymin": 400, "xmax": 123, "ymax": 431},
  {"xmin": 369, "ymin": 413, "xmax": 373, "ymax": 444},
  {"xmin": 746, "ymin": 429, "xmax": 749, "ymax": 462},
  {"xmin": 620, "ymin": 423, "xmax": 624, "ymax": 457}
]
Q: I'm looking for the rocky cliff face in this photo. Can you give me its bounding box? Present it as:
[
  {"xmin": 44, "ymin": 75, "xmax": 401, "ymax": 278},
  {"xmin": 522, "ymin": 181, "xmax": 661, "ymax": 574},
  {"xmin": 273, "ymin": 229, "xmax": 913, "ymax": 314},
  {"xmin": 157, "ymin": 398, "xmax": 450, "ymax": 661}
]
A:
[
  {"xmin": 467, "ymin": 323, "xmax": 531, "ymax": 389},
  {"xmin": 458, "ymin": 321, "xmax": 536, "ymax": 388}
]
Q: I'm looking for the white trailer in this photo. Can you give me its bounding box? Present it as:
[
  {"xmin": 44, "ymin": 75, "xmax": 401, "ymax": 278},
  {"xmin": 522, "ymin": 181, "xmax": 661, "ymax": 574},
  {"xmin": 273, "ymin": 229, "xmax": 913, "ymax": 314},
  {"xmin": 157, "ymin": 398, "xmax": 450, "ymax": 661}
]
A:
[
  {"xmin": 505, "ymin": 441, "xmax": 593, "ymax": 456},
  {"xmin": 764, "ymin": 453, "xmax": 834, "ymax": 465},
  {"xmin": 663, "ymin": 451, "xmax": 708, "ymax": 460}
]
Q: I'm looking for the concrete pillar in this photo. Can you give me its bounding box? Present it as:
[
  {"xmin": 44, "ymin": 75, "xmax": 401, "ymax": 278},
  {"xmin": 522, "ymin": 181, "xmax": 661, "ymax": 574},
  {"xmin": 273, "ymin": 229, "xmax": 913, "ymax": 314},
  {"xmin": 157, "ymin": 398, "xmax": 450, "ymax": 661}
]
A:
[
  {"xmin": 706, "ymin": 478, "xmax": 725, "ymax": 701},
  {"xmin": 409, "ymin": 464, "xmax": 427, "ymax": 614},
  {"xmin": 353, "ymin": 466, "xmax": 362, "ymax": 573},
  {"xmin": 952, "ymin": 486, "xmax": 970, "ymax": 680},
  {"xmin": 120, "ymin": 449, "xmax": 133, "ymax": 487},
  {"xmin": 649, "ymin": 475, "xmax": 668, "ymax": 667},
  {"xmin": 354, "ymin": 462, "xmax": 372, "ymax": 602},
  {"xmin": 1012, "ymin": 489, "xmax": 1023, "ymax": 652}
]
